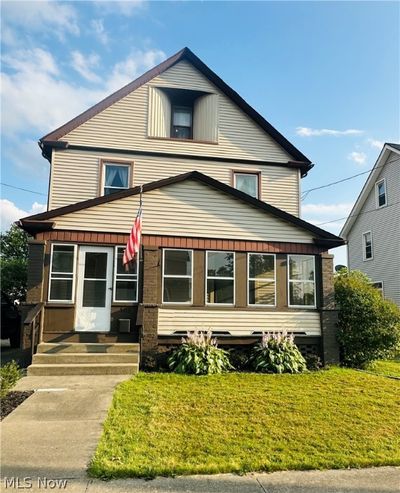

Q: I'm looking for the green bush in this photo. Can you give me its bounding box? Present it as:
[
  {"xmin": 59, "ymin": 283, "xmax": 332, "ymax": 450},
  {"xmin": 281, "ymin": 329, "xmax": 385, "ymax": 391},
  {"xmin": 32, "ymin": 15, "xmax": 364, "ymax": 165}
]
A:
[
  {"xmin": 335, "ymin": 269, "xmax": 400, "ymax": 368},
  {"xmin": 0, "ymin": 360, "xmax": 22, "ymax": 398},
  {"xmin": 168, "ymin": 331, "xmax": 233, "ymax": 375},
  {"xmin": 250, "ymin": 332, "xmax": 307, "ymax": 374}
]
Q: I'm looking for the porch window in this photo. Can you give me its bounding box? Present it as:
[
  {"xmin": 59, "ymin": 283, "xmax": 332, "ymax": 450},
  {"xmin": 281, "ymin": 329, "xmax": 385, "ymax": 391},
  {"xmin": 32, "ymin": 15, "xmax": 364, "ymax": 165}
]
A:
[
  {"xmin": 162, "ymin": 249, "xmax": 193, "ymax": 304},
  {"xmin": 288, "ymin": 255, "xmax": 316, "ymax": 307},
  {"xmin": 233, "ymin": 172, "xmax": 259, "ymax": 198},
  {"xmin": 248, "ymin": 253, "xmax": 276, "ymax": 306},
  {"xmin": 103, "ymin": 163, "xmax": 131, "ymax": 195},
  {"xmin": 114, "ymin": 247, "xmax": 138, "ymax": 302},
  {"xmin": 48, "ymin": 244, "xmax": 76, "ymax": 302},
  {"xmin": 206, "ymin": 251, "xmax": 235, "ymax": 304}
]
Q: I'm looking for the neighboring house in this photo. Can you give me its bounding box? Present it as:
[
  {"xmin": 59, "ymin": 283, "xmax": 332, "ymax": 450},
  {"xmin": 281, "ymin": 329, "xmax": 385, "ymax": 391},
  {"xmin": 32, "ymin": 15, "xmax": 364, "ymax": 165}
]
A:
[
  {"xmin": 341, "ymin": 143, "xmax": 400, "ymax": 306},
  {"xmin": 19, "ymin": 48, "xmax": 344, "ymax": 375}
]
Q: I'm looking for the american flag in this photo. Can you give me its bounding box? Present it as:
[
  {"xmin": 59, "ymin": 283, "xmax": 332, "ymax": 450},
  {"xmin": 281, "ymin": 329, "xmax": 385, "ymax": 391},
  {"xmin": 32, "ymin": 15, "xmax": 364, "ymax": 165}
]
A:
[{"xmin": 123, "ymin": 197, "xmax": 143, "ymax": 267}]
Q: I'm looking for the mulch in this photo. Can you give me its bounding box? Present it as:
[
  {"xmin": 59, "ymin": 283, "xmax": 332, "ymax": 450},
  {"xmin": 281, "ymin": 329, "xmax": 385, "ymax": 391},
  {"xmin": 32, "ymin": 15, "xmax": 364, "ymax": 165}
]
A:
[{"xmin": 1, "ymin": 391, "xmax": 34, "ymax": 420}]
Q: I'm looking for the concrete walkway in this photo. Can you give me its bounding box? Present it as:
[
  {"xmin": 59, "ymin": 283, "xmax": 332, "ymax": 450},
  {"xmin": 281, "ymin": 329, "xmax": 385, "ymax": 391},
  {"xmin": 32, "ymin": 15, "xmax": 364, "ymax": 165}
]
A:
[{"xmin": 1, "ymin": 376, "xmax": 399, "ymax": 493}]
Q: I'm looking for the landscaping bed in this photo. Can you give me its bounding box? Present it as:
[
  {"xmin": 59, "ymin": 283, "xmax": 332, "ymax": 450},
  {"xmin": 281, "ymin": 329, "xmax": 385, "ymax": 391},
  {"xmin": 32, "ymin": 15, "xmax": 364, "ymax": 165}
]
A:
[
  {"xmin": 89, "ymin": 368, "xmax": 400, "ymax": 478},
  {"xmin": 1, "ymin": 390, "xmax": 33, "ymax": 420}
]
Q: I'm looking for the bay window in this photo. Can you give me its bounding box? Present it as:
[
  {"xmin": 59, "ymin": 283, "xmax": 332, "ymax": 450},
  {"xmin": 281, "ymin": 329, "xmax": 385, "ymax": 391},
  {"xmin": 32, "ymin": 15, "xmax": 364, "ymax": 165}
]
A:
[
  {"xmin": 288, "ymin": 255, "xmax": 316, "ymax": 307},
  {"xmin": 113, "ymin": 247, "xmax": 138, "ymax": 302},
  {"xmin": 206, "ymin": 251, "xmax": 234, "ymax": 304},
  {"xmin": 248, "ymin": 253, "xmax": 276, "ymax": 306},
  {"xmin": 48, "ymin": 244, "xmax": 76, "ymax": 302},
  {"xmin": 163, "ymin": 249, "xmax": 193, "ymax": 303}
]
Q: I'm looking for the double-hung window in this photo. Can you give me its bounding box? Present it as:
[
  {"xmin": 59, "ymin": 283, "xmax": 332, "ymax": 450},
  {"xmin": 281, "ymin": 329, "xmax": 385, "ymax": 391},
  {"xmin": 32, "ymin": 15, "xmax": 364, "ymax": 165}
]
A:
[
  {"xmin": 288, "ymin": 255, "xmax": 316, "ymax": 307},
  {"xmin": 48, "ymin": 244, "xmax": 76, "ymax": 302},
  {"xmin": 233, "ymin": 172, "xmax": 259, "ymax": 198},
  {"xmin": 206, "ymin": 251, "xmax": 235, "ymax": 304},
  {"xmin": 248, "ymin": 253, "xmax": 276, "ymax": 306},
  {"xmin": 103, "ymin": 162, "xmax": 131, "ymax": 195},
  {"xmin": 171, "ymin": 106, "xmax": 193, "ymax": 139},
  {"xmin": 363, "ymin": 231, "xmax": 373, "ymax": 260},
  {"xmin": 375, "ymin": 179, "xmax": 387, "ymax": 208},
  {"xmin": 163, "ymin": 249, "xmax": 193, "ymax": 303},
  {"xmin": 113, "ymin": 247, "xmax": 138, "ymax": 302}
]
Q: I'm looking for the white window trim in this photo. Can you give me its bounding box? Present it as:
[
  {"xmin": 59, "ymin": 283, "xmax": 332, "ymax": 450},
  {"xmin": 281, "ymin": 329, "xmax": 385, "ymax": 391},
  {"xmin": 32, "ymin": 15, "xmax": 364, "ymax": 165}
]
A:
[
  {"xmin": 233, "ymin": 172, "xmax": 259, "ymax": 199},
  {"xmin": 287, "ymin": 254, "xmax": 316, "ymax": 309},
  {"xmin": 48, "ymin": 243, "xmax": 77, "ymax": 303},
  {"xmin": 362, "ymin": 231, "xmax": 374, "ymax": 261},
  {"xmin": 247, "ymin": 253, "xmax": 276, "ymax": 307},
  {"xmin": 102, "ymin": 162, "xmax": 132, "ymax": 196},
  {"xmin": 205, "ymin": 250, "xmax": 235, "ymax": 306},
  {"xmin": 375, "ymin": 178, "xmax": 387, "ymax": 209},
  {"xmin": 113, "ymin": 246, "xmax": 139, "ymax": 303},
  {"xmin": 162, "ymin": 248, "xmax": 193, "ymax": 305}
]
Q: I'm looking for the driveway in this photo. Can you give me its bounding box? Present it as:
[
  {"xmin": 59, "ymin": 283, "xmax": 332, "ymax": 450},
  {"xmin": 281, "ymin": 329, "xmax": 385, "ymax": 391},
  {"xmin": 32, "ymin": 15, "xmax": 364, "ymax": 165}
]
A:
[{"xmin": 1, "ymin": 375, "xmax": 399, "ymax": 493}]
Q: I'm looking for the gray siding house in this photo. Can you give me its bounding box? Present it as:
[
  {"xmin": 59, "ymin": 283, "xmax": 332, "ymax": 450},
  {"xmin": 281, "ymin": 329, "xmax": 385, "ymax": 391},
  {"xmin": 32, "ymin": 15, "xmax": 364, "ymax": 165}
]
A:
[{"xmin": 341, "ymin": 143, "xmax": 400, "ymax": 306}]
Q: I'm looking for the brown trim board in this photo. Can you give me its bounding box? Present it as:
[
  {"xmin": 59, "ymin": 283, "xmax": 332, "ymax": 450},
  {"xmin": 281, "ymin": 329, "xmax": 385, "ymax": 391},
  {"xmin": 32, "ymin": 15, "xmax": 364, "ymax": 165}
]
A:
[
  {"xmin": 36, "ymin": 231, "xmax": 327, "ymax": 254},
  {"xmin": 39, "ymin": 47, "xmax": 312, "ymax": 167},
  {"xmin": 19, "ymin": 170, "xmax": 344, "ymax": 246}
]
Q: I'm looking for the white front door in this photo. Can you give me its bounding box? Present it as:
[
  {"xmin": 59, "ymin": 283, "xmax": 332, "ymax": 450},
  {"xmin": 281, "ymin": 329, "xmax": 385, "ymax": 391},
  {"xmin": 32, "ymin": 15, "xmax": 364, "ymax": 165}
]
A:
[{"xmin": 75, "ymin": 246, "xmax": 113, "ymax": 332}]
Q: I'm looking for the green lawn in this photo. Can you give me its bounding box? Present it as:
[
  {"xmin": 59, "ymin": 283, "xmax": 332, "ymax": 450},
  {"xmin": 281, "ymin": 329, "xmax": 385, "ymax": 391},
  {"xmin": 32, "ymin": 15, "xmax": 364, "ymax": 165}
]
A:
[
  {"xmin": 367, "ymin": 358, "xmax": 400, "ymax": 378},
  {"xmin": 89, "ymin": 369, "xmax": 400, "ymax": 478}
]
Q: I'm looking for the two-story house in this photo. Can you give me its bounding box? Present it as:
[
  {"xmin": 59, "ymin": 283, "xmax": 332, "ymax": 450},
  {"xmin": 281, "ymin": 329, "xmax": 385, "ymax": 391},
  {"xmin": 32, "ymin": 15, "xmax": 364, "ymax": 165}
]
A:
[
  {"xmin": 341, "ymin": 143, "xmax": 400, "ymax": 306},
  {"xmin": 19, "ymin": 48, "xmax": 344, "ymax": 375}
]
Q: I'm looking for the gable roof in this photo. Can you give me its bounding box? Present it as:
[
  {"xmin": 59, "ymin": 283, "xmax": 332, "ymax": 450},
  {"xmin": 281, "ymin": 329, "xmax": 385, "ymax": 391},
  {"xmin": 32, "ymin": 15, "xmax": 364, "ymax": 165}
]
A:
[
  {"xmin": 341, "ymin": 142, "xmax": 400, "ymax": 237},
  {"xmin": 40, "ymin": 47, "xmax": 312, "ymax": 168},
  {"xmin": 20, "ymin": 170, "xmax": 344, "ymax": 247}
]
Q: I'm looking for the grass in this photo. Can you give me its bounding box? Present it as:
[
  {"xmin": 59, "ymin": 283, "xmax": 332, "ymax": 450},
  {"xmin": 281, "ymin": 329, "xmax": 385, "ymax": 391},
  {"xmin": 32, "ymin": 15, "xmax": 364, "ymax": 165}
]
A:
[
  {"xmin": 89, "ymin": 369, "xmax": 400, "ymax": 478},
  {"xmin": 367, "ymin": 358, "xmax": 400, "ymax": 378}
]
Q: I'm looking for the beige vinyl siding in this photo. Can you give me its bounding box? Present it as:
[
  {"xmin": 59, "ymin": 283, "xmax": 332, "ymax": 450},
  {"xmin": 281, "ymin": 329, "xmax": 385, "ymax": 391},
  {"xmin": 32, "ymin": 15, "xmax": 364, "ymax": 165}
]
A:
[
  {"xmin": 52, "ymin": 179, "xmax": 313, "ymax": 243},
  {"xmin": 63, "ymin": 60, "xmax": 293, "ymax": 162},
  {"xmin": 347, "ymin": 151, "xmax": 400, "ymax": 306},
  {"xmin": 193, "ymin": 93, "xmax": 219, "ymax": 142},
  {"xmin": 148, "ymin": 87, "xmax": 171, "ymax": 138},
  {"xmin": 50, "ymin": 149, "xmax": 300, "ymax": 215},
  {"xmin": 158, "ymin": 309, "xmax": 321, "ymax": 336}
]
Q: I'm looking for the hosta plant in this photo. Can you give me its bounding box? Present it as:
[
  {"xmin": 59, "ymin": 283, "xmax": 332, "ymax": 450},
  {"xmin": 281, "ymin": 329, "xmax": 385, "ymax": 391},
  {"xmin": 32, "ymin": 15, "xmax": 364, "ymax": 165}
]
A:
[
  {"xmin": 250, "ymin": 331, "xmax": 307, "ymax": 374},
  {"xmin": 168, "ymin": 330, "xmax": 233, "ymax": 375}
]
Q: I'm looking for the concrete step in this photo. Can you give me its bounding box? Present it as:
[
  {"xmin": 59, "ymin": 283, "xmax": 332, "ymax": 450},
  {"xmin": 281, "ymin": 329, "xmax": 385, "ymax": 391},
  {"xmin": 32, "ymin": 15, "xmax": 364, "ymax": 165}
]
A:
[
  {"xmin": 27, "ymin": 363, "xmax": 139, "ymax": 376},
  {"xmin": 37, "ymin": 343, "xmax": 140, "ymax": 354},
  {"xmin": 32, "ymin": 352, "xmax": 139, "ymax": 365}
]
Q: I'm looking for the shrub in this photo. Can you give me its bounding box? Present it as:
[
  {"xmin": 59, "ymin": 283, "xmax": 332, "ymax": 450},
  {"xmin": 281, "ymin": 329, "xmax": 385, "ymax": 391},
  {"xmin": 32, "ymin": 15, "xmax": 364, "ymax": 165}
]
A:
[
  {"xmin": 250, "ymin": 332, "xmax": 307, "ymax": 374},
  {"xmin": 168, "ymin": 330, "xmax": 233, "ymax": 375},
  {"xmin": 335, "ymin": 270, "xmax": 400, "ymax": 368},
  {"xmin": 0, "ymin": 361, "xmax": 22, "ymax": 398},
  {"xmin": 304, "ymin": 353, "xmax": 323, "ymax": 371}
]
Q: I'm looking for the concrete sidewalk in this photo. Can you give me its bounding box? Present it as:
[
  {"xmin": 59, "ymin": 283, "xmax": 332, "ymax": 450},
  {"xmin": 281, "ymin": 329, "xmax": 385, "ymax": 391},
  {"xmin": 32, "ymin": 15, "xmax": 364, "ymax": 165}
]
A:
[{"xmin": 1, "ymin": 375, "xmax": 399, "ymax": 492}]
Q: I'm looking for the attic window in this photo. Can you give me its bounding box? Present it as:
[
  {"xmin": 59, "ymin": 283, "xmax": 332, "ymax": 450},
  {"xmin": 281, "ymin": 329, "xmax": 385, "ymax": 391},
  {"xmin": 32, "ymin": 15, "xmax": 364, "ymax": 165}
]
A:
[
  {"xmin": 103, "ymin": 162, "xmax": 132, "ymax": 196},
  {"xmin": 148, "ymin": 86, "xmax": 218, "ymax": 143}
]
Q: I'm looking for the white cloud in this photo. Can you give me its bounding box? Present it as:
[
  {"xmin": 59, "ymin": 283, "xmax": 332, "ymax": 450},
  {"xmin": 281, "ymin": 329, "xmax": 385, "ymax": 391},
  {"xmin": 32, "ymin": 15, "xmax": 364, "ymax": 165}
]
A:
[
  {"xmin": 367, "ymin": 138, "xmax": 384, "ymax": 150},
  {"xmin": 90, "ymin": 19, "xmax": 109, "ymax": 45},
  {"xmin": 302, "ymin": 202, "xmax": 354, "ymax": 217},
  {"xmin": 1, "ymin": 200, "xmax": 46, "ymax": 231},
  {"xmin": 2, "ymin": 1, "xmax": 80, "ymax": 41},
  {"xmin": 296, "ymin": 127, "xmax": 364, "ymax": 137},
  {"xmin": 94, "ymin": 0, "xmax": 146, "ymax": 16},
  {"xmin": 71, "ymin": 51, "xmax": 101, "ymax": 82},
  {"xmin": 1, "ymin": 47, "xmax": 166, "ymax": 138},
  {"xmin": 347, "ymin": 151, "xmax": 367, "ymax": 165}
]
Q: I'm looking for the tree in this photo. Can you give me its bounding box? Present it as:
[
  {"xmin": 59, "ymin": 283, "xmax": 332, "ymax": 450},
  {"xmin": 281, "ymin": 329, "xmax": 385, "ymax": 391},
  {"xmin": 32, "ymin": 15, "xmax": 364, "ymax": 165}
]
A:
[
  {"xmin": 334, "ymin": 269, "xmax": 400, "ymax": 368},
  {"xmin": 0, "ymin": 224, "xmax": 29, "ymax": 302}
]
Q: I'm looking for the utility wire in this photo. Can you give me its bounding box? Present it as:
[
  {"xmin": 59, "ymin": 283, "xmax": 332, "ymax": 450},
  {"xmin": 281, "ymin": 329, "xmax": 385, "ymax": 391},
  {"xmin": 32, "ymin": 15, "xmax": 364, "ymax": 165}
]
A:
[
  {"xmin": 1, "ymin": 182, "xmax": 47, "ymax": 196},
  {"xmin": 315, "ymin": 200, "xmax": 400, "ymax": 226},
  {"xmin": 301, "ymin": 162, "xmax": 388, "ymax": 201}
]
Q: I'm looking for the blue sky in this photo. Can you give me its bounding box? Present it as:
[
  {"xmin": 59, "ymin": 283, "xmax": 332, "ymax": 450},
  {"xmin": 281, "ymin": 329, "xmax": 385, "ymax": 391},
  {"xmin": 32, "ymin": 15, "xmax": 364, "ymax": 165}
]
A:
[{"xmin": 1, "ymin": 1, "xmax": 399, "ymax": 265}]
